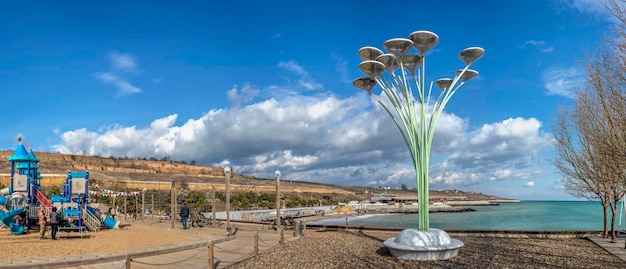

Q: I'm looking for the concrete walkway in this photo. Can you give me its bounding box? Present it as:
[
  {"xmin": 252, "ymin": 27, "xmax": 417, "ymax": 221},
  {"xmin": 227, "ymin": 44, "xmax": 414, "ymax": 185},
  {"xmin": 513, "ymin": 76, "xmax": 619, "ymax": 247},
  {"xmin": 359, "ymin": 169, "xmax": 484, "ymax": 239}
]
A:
[{"xmin": 588, "ymin": 234, "xmax": 626, "ymax": 263}]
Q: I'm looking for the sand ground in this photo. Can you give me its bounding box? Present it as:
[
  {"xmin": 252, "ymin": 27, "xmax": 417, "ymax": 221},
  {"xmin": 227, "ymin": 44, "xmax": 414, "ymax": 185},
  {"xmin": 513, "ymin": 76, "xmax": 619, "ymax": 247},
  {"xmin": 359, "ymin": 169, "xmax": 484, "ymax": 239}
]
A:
[{"xmin": 0, "ymin": 222, "xmax": 197, "ymax": 260}]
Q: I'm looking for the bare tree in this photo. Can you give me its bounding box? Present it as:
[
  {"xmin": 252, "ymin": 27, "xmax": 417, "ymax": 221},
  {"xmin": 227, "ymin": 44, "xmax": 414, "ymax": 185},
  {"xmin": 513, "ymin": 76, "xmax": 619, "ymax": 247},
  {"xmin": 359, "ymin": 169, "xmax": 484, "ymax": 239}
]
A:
[
  {"xmin": 552, "ymin": 42, "xmax": 626, "ymax": 239},
  {"xmin": 553, "ymin": 106, "xmax": 612, "ymax": 238}
]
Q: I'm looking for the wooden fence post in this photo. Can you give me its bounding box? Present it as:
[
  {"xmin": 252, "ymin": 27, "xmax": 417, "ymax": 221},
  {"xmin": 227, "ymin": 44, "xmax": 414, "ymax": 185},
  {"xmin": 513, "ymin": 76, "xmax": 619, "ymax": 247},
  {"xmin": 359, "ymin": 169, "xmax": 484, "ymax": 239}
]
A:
[
  {"xmin": 125, "ymin": 254, "xmax": 131, "ymax": 269},
  {"xmin": 280, "ymin": 229, "xmax": 285, "ymax": 245},
  {"xmin": 254, "ymin": 231, "xmax": 259, "ymax": 255},
  {"xmin": 208, "ymin": 242, "xmax": 214, "ymax": 269}
]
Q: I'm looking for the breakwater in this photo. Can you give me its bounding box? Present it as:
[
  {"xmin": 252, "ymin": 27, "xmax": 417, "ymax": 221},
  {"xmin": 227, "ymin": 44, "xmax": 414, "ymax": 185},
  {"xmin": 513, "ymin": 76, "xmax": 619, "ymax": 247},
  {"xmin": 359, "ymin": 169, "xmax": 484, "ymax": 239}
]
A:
[{"xmin": 358, "ymin": 206, "xmax": 475, "ymax": 214}]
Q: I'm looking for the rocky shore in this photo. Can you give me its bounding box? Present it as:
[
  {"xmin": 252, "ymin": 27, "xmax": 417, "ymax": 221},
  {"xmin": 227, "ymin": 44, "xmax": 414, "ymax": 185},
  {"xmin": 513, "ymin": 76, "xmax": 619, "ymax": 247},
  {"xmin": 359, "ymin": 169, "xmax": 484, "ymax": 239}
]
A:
[{"xmin": 230, "ymin": 229, "xmax": 626, "ymax": 269}]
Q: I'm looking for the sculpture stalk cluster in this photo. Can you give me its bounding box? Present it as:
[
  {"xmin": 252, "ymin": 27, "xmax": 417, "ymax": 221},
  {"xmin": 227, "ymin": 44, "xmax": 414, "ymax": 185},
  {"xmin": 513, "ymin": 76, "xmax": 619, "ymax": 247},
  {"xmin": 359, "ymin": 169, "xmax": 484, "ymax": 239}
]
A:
[{"xmin": 353, "ymin": 30, "xmax": 484, "ymax": 231}]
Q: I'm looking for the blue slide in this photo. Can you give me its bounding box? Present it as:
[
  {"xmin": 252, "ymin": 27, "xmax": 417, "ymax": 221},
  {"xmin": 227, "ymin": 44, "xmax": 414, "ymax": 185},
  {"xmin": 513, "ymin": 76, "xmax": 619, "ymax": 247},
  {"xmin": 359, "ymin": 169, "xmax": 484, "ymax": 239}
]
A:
[
  {"xmin": 86, "ymin": 206, "xmax": 119, "ymax": 229},
  {"xmin": 0, "ymin": 207, "xmax": 26, "ymax": 234}
]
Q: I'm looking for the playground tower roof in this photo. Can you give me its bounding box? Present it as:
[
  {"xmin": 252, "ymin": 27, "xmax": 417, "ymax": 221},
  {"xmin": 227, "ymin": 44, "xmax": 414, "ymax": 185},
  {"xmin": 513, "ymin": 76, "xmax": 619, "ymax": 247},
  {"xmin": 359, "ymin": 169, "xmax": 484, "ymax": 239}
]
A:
[{"xmin": 7, "ymin": 142, "xmax": 37, "ymax": 162}]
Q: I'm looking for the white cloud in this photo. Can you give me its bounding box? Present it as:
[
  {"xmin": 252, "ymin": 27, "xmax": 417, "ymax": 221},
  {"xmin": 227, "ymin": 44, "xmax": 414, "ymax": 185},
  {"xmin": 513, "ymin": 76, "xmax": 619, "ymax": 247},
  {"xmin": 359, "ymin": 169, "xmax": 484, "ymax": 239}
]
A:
[
  {"xmin": 109, "ymin": 52, "xmax": 137, "ymax": 72},
  {"xmin": 93, "ymin": 72, "xmax": 142, "ymax": 96},
  {"xmin": 526, "ymin": 40, "xmax": 555, "ymax": 53},
  {"xmin": 331, "ymin": 53, "xmax": 351, "ymax": 84},
  {"xmin": 52, "ymin": 101, "xmax": 554, "ymax": 190},
  {"xmin": 434, "ymin": 117, "xmax": 553, "ymax": 187},
  {"xmin": 542, "ymin": 67, "xmax": 584, "ymax": 98},
  {"xmin": 524, "ymin": 181, "xmax": 535, "ymax": 187},
  {"xmin": 278, "ymin": 61, "xmax": 323, "ymax": 91},
  {"xmin": 227, "ymin": 83, "xmax": 260, "ymax": 108},
  {"xmin": 57, "ymin": 61, "xmax": 556, "ymax": 192},
  {"xmin": 560, "ymin": 0, "xmax": 610, "ymax": 17},
  {"xmin": 93, "ymin": 51, "xmax": 142, "ymax": 97}
]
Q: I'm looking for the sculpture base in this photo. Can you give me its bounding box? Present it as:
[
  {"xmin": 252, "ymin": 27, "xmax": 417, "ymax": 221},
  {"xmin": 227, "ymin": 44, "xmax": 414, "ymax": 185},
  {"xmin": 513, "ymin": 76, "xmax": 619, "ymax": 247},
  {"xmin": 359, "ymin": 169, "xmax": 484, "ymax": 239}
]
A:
[{"xmin": 383, "ymin": 228, "xmax": 463, "ymax": 260}]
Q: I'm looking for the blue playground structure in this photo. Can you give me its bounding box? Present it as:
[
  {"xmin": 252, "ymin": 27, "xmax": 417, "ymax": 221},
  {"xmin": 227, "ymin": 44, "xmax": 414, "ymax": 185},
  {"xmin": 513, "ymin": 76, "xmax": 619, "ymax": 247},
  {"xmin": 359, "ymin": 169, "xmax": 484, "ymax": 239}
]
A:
[
  {"xmin": 1, "ymin": 140, "xmax": 118, "ymax": 235},
  {"xmin": 50, "ymin": 171, "xmax": 119, "ymax": 231}
]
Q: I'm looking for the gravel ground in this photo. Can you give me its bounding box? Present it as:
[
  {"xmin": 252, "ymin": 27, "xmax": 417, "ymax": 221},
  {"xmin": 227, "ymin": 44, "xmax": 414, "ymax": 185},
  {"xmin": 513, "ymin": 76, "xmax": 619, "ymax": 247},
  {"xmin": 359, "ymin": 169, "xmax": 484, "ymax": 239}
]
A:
[{"xmin": 230, "ymin": 230, "xmax": 626, "ymax": 269}]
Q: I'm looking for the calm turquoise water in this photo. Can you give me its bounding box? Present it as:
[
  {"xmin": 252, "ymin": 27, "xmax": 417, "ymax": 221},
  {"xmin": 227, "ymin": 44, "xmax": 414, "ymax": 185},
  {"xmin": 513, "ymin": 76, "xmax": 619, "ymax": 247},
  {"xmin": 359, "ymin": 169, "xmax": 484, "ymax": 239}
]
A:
[{"xmin": 308, "ymin": 201, "xmax": 626, "ymax": 231}]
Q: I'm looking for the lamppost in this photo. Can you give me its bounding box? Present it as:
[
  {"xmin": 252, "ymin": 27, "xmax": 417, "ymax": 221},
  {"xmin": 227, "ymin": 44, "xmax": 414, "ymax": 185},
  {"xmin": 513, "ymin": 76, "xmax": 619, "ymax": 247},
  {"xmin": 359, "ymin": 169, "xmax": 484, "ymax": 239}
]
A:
[
  {"xmin": 275, "ymin": 170, "xmax": 281, "ymax": 230},
  {"xmin": 150, "ymin": 193, "xmax": 154, "ymax": 218},
  {"xmin": 224, "ymin": 166, "xmax": 232, "ymax": 236},
  {"xmin": 211, "ymin": 184, "xmax": 216, "ymax": 225},
  {"xmin": 353, "ymin": 30, "xmax": 484, "ymax": 260},
  {"xmin": 142, "ymin": 187, "xmax": 147, "ymax": 223},
  {"xmin": 170, "ymin": 179, "xmax": 175, "ymax": 230}
]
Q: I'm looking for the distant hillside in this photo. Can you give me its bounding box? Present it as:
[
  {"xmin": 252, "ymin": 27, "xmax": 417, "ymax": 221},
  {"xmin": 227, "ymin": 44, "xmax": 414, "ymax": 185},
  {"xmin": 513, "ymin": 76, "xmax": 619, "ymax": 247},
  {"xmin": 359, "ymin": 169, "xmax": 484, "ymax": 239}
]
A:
[{"xmin": 0, "ymin": 151, "xmax": 511, "ymax": 202}]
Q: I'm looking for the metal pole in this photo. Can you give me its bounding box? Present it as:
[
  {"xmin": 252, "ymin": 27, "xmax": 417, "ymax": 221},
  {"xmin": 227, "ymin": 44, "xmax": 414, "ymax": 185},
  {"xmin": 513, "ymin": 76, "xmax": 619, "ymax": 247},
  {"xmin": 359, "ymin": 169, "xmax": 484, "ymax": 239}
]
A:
[
  {"xmin": 275, "ymin": 170, "xmax": 281, "ymax": 230},
  {"xmin": 170, "ymin": 179, "xmax": 175, "ymax": 230},
  {"xmin": 151, "ymin": 193, "xmax": 154, "ymax": 218},
  {"xmin": 123, "ymin": 195, "xmax": 127, "ymax": 222},
  {"xmin": 112, "ymin": 195, "xmax": 116, "ymax": 217},
  {"xmin": 142, "ymin": 188, "xmax": 146, "ymax": 222},
  {"xmin": 211, "ymin": 184, "xmax": 216, "ymax": 225},
  {"xmin": 224, "ymin": 167, "xmax": 231, "ymax": 236}
]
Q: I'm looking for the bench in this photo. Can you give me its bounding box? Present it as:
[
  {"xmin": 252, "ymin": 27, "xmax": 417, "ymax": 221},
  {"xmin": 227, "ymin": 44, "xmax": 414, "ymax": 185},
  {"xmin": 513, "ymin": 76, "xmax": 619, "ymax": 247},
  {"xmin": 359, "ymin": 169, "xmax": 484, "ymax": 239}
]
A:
[{"xmin": 57, "ymin": 226, "xmax": 87, "ymax": 239}]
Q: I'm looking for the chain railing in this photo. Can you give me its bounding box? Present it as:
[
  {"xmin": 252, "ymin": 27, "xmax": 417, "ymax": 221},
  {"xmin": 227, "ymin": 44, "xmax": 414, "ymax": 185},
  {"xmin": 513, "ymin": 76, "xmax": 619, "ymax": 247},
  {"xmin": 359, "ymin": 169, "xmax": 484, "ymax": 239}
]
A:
[
  {"xmin": 125, "ymin": 229, "xmax": 298, "ymax": 269},
  {"xmin": 241, "ymin": 208, "xmax": 320, "ymax": 222}
]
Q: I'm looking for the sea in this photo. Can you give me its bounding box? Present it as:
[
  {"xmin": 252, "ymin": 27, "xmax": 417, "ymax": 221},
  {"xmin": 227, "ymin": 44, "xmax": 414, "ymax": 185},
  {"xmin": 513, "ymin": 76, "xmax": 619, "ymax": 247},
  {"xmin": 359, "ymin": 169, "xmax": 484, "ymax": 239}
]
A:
[{"xmin": 307, "ymin": 200, "xmax": 626, "ymax": 231}]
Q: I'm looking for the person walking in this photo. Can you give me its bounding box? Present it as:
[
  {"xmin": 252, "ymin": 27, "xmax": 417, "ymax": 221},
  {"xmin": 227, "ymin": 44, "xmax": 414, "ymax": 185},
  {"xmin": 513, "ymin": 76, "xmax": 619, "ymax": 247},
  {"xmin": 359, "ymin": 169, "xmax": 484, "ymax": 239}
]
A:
[
  {"xmin": 190, "ymin": 207, "xmax": 199, "ymax": 229},
  {"xmin": 49, "ymin": 207, "xmax": 60, "ymax": 240},
  {"xmin": 38, "ymin": 208, "xmax": 47, "ymax": 239},
  {"xmin": 179, "ymin": 204, "xmax": 189, "ymax": 229}
]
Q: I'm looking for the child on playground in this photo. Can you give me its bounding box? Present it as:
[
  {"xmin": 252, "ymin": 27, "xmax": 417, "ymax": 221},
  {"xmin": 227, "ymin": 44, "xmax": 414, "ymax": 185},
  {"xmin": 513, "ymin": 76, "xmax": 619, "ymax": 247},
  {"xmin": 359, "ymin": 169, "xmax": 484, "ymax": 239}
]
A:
[{"xmin": 190, "ymin": 207, "xmax": 199, "ymax": 229}]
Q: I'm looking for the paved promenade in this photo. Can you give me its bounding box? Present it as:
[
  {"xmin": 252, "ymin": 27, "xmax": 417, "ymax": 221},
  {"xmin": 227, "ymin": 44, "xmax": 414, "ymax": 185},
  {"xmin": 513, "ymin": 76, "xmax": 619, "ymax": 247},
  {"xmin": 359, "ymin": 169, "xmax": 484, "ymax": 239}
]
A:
[{"xmin": 588, "ymin": 234, "xmax": 626, "ymax": 263}]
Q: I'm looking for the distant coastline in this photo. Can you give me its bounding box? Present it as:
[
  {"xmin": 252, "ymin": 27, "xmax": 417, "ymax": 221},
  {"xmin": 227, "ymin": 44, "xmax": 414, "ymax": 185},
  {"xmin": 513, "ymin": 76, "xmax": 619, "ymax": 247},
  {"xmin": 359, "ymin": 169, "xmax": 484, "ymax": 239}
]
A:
[
  {"xmin": 342, "ymin": 199, "xmax": 521, "ymax": 214},
  {"xmin": 309, "ymin": 200, "xmax": 611, "ymax": 231}
]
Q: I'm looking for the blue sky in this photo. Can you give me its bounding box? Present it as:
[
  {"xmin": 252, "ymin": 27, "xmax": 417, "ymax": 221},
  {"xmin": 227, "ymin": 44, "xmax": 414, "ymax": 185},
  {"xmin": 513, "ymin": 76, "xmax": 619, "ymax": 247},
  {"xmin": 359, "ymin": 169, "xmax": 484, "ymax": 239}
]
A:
[{"xmin": 0, "ymin": 0, "xmax": 614, "ymax": 200}]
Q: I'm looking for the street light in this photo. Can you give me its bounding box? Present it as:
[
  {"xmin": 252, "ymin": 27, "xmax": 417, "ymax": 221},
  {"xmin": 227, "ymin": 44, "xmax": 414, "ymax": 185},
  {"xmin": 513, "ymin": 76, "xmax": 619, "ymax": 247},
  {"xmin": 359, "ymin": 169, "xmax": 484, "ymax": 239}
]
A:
[
  {"xmin": 211, "ymin": 184, "xmax": 216, "ymax": 225},
  {"xmin": 170, "ymin": 179, "xmax": 175, "ymax": 230},
  {"xmin": 224, "ymin": 166, "xmax": 232, "ymax": 236},
  {"xmin": 141, "ymin": 187, "xmax": 147, "ymax": 223},
  {"xmin": 353, "ymin": 30, "xmax": 483, "ymax": 260},
  {"xmin": 274, "ymin": 170, "xmax": 281, "ymax": 230}
]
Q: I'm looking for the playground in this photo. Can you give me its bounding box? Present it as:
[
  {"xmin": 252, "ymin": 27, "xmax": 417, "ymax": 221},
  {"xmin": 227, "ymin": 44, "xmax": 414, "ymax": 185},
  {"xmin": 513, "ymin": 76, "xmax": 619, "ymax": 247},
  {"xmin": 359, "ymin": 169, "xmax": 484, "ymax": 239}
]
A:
[{"xmin": 0, "ymin": 140, "xmax": 119, "ymax": 236}]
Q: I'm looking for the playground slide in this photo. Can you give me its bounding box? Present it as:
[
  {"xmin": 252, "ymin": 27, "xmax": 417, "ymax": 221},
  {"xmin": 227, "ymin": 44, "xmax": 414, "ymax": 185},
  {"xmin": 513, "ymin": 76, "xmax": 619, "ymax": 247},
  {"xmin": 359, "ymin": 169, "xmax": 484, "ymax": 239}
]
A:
[
  {"xmin": 86, "ymin": 206, "xmax": 119, "ymax": 229},
  {"xmin": 1, "ymin": 187, "xmax": 27, "ymax": 234},
  {"xmin": 0, "ymin": 207, "xmax": 25, "ymax": 234},
  {"xmin": 34, "ymin": 189, "xmax": 52, "ymax": 210},
  {"xmin": 0, "ymin": 187, "xmax": 8, "ymax": 206},
  {"xmin": 102, "ymin": 214, "xmax": 120, "ymax": 229},
  {"xmin": 0, "ymin": 188, "xmax": 8, "ymax": 228}
]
